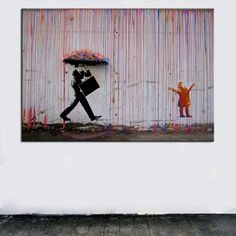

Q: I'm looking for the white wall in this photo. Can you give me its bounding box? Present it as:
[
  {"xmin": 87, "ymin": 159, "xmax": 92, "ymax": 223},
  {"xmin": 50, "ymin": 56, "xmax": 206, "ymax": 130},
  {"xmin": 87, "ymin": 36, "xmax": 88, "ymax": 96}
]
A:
[{"xmin": 0, "ymin": 0, "xmax": 236, "ymax": 214}]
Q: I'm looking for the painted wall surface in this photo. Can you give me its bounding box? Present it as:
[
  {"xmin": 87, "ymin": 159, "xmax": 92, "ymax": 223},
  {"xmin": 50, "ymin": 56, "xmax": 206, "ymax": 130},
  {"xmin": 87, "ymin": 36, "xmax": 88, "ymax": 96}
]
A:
[{"xmin": 22, "ymin": 9, "xmax": 214, "ymax": 129}]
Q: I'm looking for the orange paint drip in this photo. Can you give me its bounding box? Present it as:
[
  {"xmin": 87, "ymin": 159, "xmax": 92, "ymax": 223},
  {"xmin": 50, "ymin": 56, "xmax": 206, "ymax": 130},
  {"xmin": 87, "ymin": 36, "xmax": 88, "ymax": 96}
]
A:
[{"xmin": 40, "ymin": 9, "xmax": 45, "ymax": 26}]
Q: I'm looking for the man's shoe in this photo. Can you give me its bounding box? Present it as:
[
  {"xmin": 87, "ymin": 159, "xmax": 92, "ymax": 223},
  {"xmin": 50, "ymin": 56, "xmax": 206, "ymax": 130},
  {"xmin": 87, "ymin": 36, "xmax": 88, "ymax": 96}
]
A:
[
  {"xmin": 186, "ymin": 115, "xmax": 192, "ymax": 118},
  {"xmin": 91, "ymin": 115, "xmax": 102, "ymax": 121},
  {"xmin": 180, "ymin": 115, "xmax": 185, "ymax": 118},
  {"xmin": 60, "ymin": 114, "xmax": 71, "ymax": 121}
]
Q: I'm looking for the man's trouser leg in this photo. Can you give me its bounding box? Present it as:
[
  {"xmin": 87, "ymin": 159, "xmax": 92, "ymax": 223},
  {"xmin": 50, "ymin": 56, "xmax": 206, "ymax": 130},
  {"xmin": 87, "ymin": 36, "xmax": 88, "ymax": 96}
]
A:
[
  {"xmin": 60, "ymin": 97, "xmax": 79, "ymax": 117},
  {"xmin": 77, "ymin": 92, "xmax": 96, "ymax": 120}
]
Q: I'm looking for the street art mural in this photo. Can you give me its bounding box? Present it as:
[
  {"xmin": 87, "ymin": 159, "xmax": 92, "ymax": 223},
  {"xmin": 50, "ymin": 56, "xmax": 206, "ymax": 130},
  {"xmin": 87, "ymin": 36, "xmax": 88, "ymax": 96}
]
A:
[{"xmin": 21, "ymin": 9, "xmax": 214, "ymax": 141}]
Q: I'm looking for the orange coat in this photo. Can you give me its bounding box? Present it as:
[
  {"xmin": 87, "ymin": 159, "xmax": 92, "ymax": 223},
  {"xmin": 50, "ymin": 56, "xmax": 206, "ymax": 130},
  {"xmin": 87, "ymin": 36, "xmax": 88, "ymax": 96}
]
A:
[{"xmin": 177, "ymin": 88, "xmax": 191, "ymax": 107}]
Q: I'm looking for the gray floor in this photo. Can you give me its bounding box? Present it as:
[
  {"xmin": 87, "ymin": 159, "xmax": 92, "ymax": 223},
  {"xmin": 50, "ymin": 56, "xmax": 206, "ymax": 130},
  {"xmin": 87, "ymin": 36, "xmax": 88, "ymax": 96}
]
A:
[{"xmin": 0, "ymin": 214, "xmax": 235, "ymax": 236}]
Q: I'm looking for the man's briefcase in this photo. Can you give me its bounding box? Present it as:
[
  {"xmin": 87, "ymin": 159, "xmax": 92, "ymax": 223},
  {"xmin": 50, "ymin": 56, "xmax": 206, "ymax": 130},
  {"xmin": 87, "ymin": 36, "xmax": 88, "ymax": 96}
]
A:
[{"xmin": 79, "ymin": 76, "xmax": 100, "ymax": 96}]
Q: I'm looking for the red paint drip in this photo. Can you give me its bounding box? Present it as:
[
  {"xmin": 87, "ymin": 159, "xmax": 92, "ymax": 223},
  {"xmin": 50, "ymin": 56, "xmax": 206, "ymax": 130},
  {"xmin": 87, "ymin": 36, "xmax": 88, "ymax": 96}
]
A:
[
  {"xmin": 175, "ymin": 123, "xmax": 179, "ymax": 131},
  {"xmin": 32, "ymin": 107, "xmax": 36, "ymax": 128},
  {"xmin": 44, "ymin": 114, "xmax": 47, "ymax": 129},
  {"xmin": 27, "ymin": 108, "xmax": 32, "ymax": 129},
  {"xmin": 22, "ymin": 109, "xmax": 26, "ymax": 124},
  {"xmin": 33, "ymin": 107, "xmax": 36, "ymax": 119},
  {"xmin": 153, "ymin": 123, "xmax": 158, "ymax": 133}
]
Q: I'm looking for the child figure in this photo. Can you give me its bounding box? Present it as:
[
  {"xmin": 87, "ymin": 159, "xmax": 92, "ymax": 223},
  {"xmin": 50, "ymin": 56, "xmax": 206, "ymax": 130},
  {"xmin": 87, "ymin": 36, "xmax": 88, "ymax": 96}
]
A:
[{"xmin": 168, "ymin": 82, "xmax": 195, "ymax": 118}]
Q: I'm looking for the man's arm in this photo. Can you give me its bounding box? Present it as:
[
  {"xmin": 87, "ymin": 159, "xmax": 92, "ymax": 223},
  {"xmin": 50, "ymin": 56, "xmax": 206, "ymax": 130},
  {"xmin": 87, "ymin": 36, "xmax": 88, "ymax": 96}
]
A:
[
  {"xmin": 188, "ymin": 83, "xmax": 195, "ymax": 92},
  {"xmin": 84, "ymin": 69, "xmax": 92, "ymax": 77}
]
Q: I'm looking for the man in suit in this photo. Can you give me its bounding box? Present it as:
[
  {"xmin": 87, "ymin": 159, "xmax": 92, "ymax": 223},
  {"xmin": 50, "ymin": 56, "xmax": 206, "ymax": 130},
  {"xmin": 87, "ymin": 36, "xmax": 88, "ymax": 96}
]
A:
[{"xmin": 60, "ymin": 69, "xmax": 101, "ymax": 122}]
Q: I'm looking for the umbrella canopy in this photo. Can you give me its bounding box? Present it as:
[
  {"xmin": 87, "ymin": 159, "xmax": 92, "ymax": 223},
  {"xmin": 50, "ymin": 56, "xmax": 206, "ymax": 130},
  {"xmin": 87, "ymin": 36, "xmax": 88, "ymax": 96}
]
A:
[{"xmin": 63, "ymin": 49, "xmax": 109, "ymax": 66}]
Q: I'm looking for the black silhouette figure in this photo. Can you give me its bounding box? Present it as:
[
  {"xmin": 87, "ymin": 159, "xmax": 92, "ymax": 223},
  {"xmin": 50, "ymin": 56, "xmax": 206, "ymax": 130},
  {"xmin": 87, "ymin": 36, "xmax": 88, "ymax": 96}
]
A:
[{"xmin": 60, "ymin": 69, "xmax": 101, "ymax": 122}]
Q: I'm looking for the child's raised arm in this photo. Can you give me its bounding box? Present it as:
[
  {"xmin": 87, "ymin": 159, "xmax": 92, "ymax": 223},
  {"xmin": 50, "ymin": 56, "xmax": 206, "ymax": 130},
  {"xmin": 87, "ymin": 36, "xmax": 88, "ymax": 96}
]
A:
[
  {"xmin": 188, "ymin": 83, "xmax": 196, "ymax": 92},
  {"xmin": 168, "ymin": 87, "xmax": 179, "ymax": 94}
]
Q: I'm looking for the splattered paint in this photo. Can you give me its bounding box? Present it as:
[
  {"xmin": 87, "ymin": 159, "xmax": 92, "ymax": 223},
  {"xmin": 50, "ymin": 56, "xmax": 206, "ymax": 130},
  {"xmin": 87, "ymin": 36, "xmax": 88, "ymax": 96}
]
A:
[{"xmin": 22, "ymin": 9, "xmax": 214, "ymax": 130}]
